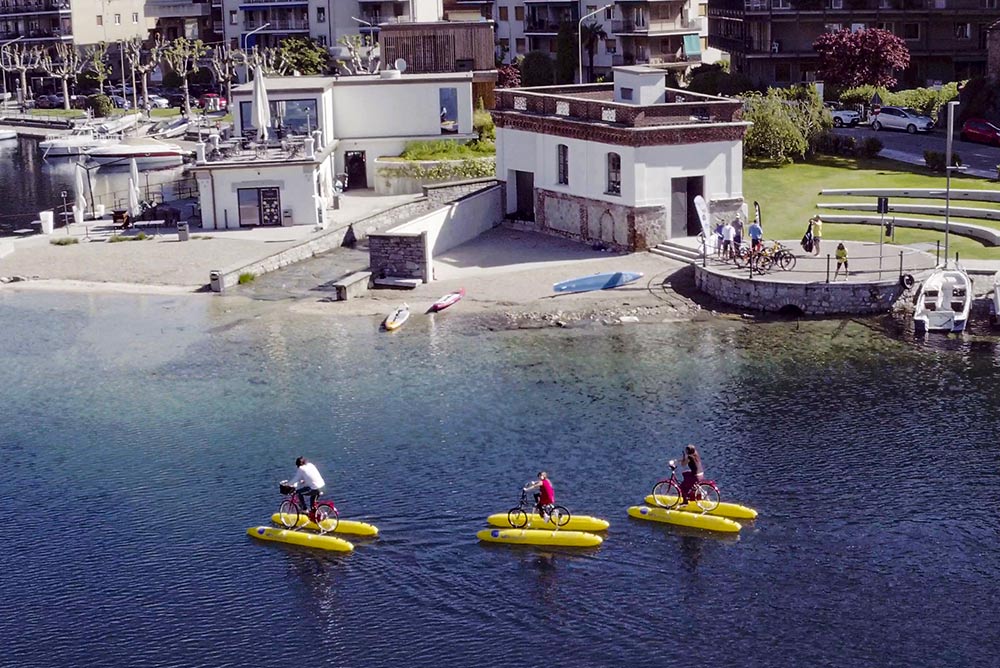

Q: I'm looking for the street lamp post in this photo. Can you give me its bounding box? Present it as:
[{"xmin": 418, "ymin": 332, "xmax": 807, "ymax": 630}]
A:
[
  {"xmin": 578, "ymin": 4, "xmax": 613, "ymax": 84},
  {"xmin": 944, "ymin": 100, "xmax": 967, "ymax": 267},
  {"xmin": 0, "ymin": 35, "xmax": 25, "ymax": 107},
  {"xmin": 242, "ymin": 23, "xmax": 271, "ymax": 83}
]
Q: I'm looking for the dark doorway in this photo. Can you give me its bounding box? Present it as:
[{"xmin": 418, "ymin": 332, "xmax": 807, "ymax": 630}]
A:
[
  {"xmin": 345, "ymin": 151, "xmax": 367, "ymax": 190},
  {"xmin": 685, "ymin": 176, "xmax": 704, "ymax": 235},
  {"xmin": 671, "ymin": 175, "xmax": 704, "ymax": 237},
  {"xmin": 513, "ymin": 170, "xmax": 534, "ymax": 221}
]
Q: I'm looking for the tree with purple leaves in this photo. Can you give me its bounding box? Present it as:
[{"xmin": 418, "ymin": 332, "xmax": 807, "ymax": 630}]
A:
[{"xmin": 813, "ymin": 28, "xmax": 910, "ymax": 89}]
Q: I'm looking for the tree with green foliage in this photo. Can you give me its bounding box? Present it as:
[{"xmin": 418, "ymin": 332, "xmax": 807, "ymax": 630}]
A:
[
  {"xmin": 774, "ymin": 84, "xmax": 830, "ymax": 146},
  {"xmin": 554, "ymin": 22, "xmax": 577, "ymax": 84},
  {"xmin": 86, "ymin": 43, "xmax": 111, "ymax": 92},
  {"xmin": 579, "ymin": 21, "xmax": 606, "ymax": 84},
  {"xmin": 497, "ymin": 63, "xmax": 521, "ymax": 88},
  {"xmin": 520, "ymin": 51, "xmax": 554, "ymax": 87},
  {"xmin": 741, "ymin": 91, "xmax": 809, "ymax": 164},
  {"xmin": 39, "ymin": 43, "xmax": 85, "ymax": 110},
  {"xmin": 278, "ymin": 37, "xmax": 330, "ymax": 75},
  {"xmin": 334, "ymin": 34, "xmax": 378, "ymax": 75},
  {"xmin": 162, "ymin": 37, "xmax": 208, "ymax": 117},
  {"xmin": 86, "ymin": 94, "xmax": 112, "ymax": 118}
]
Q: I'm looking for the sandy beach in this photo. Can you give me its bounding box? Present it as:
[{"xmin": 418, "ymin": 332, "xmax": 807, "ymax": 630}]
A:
[{"xmin": 0, "ymin": 222, "xmax": 700, "ymax": 327}]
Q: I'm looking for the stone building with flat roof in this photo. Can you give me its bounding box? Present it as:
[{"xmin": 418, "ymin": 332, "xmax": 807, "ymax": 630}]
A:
[{"xmin": 492, "ymin": 65, "xmax": 748, "ymax": 251}]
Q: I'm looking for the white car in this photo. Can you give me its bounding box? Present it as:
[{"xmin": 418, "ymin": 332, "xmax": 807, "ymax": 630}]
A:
[
  {"xmin": 829, "ymin": 106, "xmax": 861, "ymax": 127},
  {"xmin": 143, "ymin": 95, "xmax": 169, "ymax": 109},
  {"xmin": 871, "ymin": 106, "xmax": 935, "ymax": 133}
]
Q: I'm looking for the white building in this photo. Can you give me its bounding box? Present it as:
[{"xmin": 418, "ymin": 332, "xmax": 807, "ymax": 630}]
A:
[
  {"xmin": 193, "ymin": 70, "xmax": 474, "ymax": 229},
  {"xmin": 220, "ymin": 0, "xmax": 443, "ymax": 50},
  {"xmin": 493, "ymin": 66, "xmax": 747, "ymax": 250}
]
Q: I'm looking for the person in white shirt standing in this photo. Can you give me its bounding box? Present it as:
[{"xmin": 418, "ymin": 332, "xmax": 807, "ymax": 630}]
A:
[
  {"xmin": 721, "ymin": 219, "xmax": 736, "ymax": 260},
  {"xmin": 287, "ymin": 456, "xmax": 326, "ymax": 513}
]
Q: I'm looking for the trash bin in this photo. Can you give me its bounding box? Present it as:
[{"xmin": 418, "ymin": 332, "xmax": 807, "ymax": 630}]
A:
[
  {"xmin": 39, "ymin": 210, "xmax": 54, "ymax": 235},
  {"xmin": 177, "ymin": 221, "xmax": 190, "ymax": 241},
  {"xmin": 209, "ymin": 270, "xmax": 223, "ymax": 293}
]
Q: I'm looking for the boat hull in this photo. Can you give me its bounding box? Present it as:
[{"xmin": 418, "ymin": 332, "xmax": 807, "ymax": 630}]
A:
[
  {"xmin": 247, "ymin": 525, "xmax": 354, "ymax": 552},
  {"xmin": 913, "ymin": 267, "xmax": 972, "ymax": 333},
  {"xmin": 87, "ymin": 153, "xmax": 186, "ymax": 169},
  {"xmin": 269, "ymin": 513, "xmax": 379, "ymax": 536},
  {"xmin": 486, "ymin": 513, "xmax": 610, "ymax": 532},
  {"xmin": 477, "ymin": 528, "xmax": 603, "ymax": 547},
  {"xmin": 627, "ymin": 505, "xmax": 742, "ymax": 533},
  {"xmin": 643, "ymin": 495, "xmax": 758, "ymax": 520},
  {"xmin": 553, "ymin": 271, "xmax": 644, "ymax": 294}
]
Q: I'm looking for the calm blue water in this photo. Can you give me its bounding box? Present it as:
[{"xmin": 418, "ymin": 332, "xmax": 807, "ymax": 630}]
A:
[{"xmin": 1, "ymin": 292, "xmax": 998, "ymax": 667}]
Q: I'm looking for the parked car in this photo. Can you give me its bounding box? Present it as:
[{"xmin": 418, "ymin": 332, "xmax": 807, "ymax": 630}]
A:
[
  {"xmin": 827, "ymin": 105, "xmax": 861, "ymax": 127},
  {"xmin": 870, "ymin": 106, "xmax": 935, "ymax": 133},
  {"xmin": 198, "ymin": 93, "xmax": 227, "ymax": 111},
  {"xmin": 108, "ymin": 95, "xmax": 131, "ymax": 110},
  {"xmin": 142, "ymin": 95, "xmax": 170, "ymax": 109},
  {"xmin": 960, "ymin": 118, "xmax": 1000, "ymax": 146},
  {"xmin": 34, "ymin": 94, "xmax": 59, "ymax": 109},
  {"xmin": 166, "ymin": 92, "xmax": 193, "ymax": 109}
]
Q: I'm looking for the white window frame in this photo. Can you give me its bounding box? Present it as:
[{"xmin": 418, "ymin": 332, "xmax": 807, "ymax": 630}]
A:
[
  {"xmin": 772, "ymin": 0, "xmax": 791, "ymax": 9},
  {"xmin": 113, "ymin": 13, "xmax": 120, "ymax": 25}
]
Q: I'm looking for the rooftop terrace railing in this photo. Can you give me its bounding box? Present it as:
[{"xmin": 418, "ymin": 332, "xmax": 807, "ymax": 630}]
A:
[{"xmin": 494, "ymin": 86, "xmax": 744, "ymax": 126}]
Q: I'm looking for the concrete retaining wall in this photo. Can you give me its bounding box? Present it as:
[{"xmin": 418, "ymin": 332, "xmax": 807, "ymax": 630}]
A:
[
  {"xmin": 213, "ymin": 179, "xmax": 500, "ymax": 291},
  {"xmin": 695, "ymin": 265, "xmax": 910, "ymax": 315},
  {"xmin": 0, "ymin": 240, "xmax": 13, "ymax": 260},
  {"xmin": 370, "ymin": 184, "xmax": 503, "ymax": 281}
]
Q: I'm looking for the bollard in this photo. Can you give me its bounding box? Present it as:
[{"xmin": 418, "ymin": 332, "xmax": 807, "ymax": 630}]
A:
[
  {"xmin": 936, "ymin": 240, "xmax": 940, "ymax": 266},
  {"xmin": 955, "ymin": 251, "xmax": 960, "ymax": 265},
  {"xmin": 899, "ymin": 250, "xmax": 904, "ymax": 280},
  {"xmin": 826, "ymin": 254, "xmax": 831, "ymax": 283}
]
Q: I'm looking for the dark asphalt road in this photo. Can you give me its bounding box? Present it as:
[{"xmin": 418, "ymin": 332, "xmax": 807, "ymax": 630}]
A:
[{"xmin": 834, "ymin": 124, "xmax": 1000, "ymax": 177}]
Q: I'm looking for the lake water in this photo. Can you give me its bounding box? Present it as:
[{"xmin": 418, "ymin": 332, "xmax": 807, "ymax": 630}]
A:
[
  {"xmin": 1, "ymin": 291, "xmax": 997, "ymax": 667},
  {"xmin": 0, "ymin": 138, "xmax": 187, "ymax": 231}
]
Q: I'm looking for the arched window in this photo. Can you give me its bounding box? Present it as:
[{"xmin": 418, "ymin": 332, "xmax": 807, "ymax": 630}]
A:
[
  {"xmin": 557, "ymin": 144, "xmax": 569, "ymax": 185},
  {"xmin": 607, "ymin": 152, "xmax": 621, "ymax": 195}
]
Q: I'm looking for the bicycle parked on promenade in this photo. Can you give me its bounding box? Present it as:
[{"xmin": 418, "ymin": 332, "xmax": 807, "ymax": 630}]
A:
[
  {"xmin": 651, "ymin": 461, "xmax": 721, "ymax": 512},
  {"xmin": 733, "ymin": 239, "xmax": 796, "ymax": 273},
  {"xmin": 277, "ymin": 481, "xmax": 340, "ymax": 534},
  {"xmin": 507, "ymin": 488, "xmax": 571, "ymax": 529}
]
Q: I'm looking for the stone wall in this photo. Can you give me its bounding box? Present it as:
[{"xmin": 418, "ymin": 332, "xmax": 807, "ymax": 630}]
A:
[
  {"xmin": 368, "ymin": 232, "xmax": 427, "ymax": 279},
  {"xmin": 374, "ymin": 158, "xmax": 496, "ymax": 195},
  {"xmin": 709, "ymin": 196, "xmax": 745, "ymax": 228},
  {"xmin": 531, "ymin": 187, "xmax": 667, "ymax": 251},
  {"xmin": 695, "ymin": 265, "xmax": 910, "ymax": 315}
]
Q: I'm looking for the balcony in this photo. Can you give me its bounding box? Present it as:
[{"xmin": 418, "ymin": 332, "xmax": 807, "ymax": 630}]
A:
[
  {"xmin": 145, "ymin": 1, "xmax": 212, "ymax": 18},
  {"xmin": 245, "ymin": 19, "xmax": 309, "ymax": 31},
  {"xmin": 0, "ymin": 28, "xmax": 71, "ymax": 40},
  {"xmin": 0, "ymin": 0, "xmax": 70, "ymax": 15},
  {"xmin": 612, "ymin": 17, "xmax": 700, "ymax": 34}
]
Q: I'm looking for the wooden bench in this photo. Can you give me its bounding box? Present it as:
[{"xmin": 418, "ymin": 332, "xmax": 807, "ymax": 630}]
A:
[{"xmin": 331, "ymin": 271, "xmax": 372, "ymax": 301}]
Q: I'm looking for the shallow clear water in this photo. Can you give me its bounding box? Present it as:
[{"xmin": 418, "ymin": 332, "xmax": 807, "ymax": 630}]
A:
[{"xmin": 1, "ymin": 292, "xmax": 998, "ymax": 667}]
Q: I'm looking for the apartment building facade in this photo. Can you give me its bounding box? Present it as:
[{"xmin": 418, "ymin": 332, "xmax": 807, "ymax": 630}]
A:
[
  {"xmin": 708, "ymin": 0, "xmax": 1000, "ymax": 88},
  {"xmin": 450, "ymin": 0, "xmax": 713, "ymax": 81},
  {"xmin": 0, "ymin": 0, "xmax": 147, "ymax": 46},
  {"xmin": 219, "ymin": 0, "xmax": 442, "ymax": 50}
]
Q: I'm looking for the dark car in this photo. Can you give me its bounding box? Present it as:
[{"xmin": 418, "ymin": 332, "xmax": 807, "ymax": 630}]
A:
[
  {"xmin": 960, "ymin": 118, "xmax": 1000, "ymax": 146},
  {"xmin": 166, "ymin": 92, "xmax": 191, "ymax": 108}
]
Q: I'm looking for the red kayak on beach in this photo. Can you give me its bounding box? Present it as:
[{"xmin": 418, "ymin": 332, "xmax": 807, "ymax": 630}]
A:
[{"xmin": 429, "ymin": 288, "xmax": 465, "ymax": 312}]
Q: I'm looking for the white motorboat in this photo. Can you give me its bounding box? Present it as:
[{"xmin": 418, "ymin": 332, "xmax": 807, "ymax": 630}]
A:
[
  {"xmin": 913, "ymin": 265, "xmax": 972, "ymax": 334},
  {"xmin": 39, "ymin": 126, "xmax": 118, "ymax": 157},
  {"xmin": 148, "ymin": 117, "xmax": 190, "ymax": 139},
  {"xmin": 84, "ymin": 138, "xmax": 190, "ymax": 169},
  {"xmin": 0, "ymin": 130, "xmax": 16, "ymax": 140}
]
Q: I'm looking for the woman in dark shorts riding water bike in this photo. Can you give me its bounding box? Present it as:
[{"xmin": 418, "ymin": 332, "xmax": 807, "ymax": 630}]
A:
[{"xmin": 678, "ymin": 445, "xmax": 704, "ymax": 505}]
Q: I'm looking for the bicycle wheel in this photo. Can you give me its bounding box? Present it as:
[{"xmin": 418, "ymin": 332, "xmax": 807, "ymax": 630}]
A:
[
  {"xmin": 694, "ymin": 483, "xmax": 721, "ymax": 512},
  {"xmin": 313, "ymin": 503, "xmax": 339, "ymax": 534},
  {"xmin": 508, "ymin": 507, "xmax": 528, "ymax": 528},
  {"xmin": 777, "ymin": 250, "xmax": 796, "ymax": 271},
  {"xmin": 550, "ymin": 505, "xmax": 571, "ymax": 528},
  {"xmin": 651, "ymin": 481, "xmax": 682, "ymax": 508},
  {"xmin": 277, "ymin": 500, "xmax": 300, "ymax": 529},
  {"xmin": 733, "ymin": 247, "xmax": 749, "ymax": 269},
  {"xmin": 753, "ymin": 254, "xmax": 773, "ymax": 273}
]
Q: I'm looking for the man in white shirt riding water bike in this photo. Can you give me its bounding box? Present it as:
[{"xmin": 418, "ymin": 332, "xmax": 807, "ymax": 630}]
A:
[{"xmin": 287, "ymin": 456, "xmax": 326, "ymax": 512}]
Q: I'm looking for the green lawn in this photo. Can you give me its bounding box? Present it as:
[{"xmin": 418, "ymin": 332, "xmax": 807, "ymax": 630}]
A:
[{"xmin": 744, "ymin": 156, "xmax": 1000, "ymax": 260}]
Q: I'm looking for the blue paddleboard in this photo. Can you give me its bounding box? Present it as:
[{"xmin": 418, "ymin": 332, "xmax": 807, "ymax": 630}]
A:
[{"xmin": 552, "ymin": 271, "xmax": 644, "ymax": 294}]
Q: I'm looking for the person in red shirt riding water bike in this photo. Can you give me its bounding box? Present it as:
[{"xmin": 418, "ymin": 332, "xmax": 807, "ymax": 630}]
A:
[{"xmin": 523, "ymin": 471, "xmax": 556, "ymax": 521}]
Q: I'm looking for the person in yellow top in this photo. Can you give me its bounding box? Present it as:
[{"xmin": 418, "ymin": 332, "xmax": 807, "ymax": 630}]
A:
[
  {"xmin": 810, "ymin": 215, "xmax": 823, "ymax": 256},
  {"xmin": 834, "ymin": 242, "xmax": 849, "ymax": 280}
]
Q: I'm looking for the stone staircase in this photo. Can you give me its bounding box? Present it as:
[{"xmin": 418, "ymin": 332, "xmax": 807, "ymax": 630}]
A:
[{"xmin": 650, "ymin": 239, "xmax": 703, "ymax": 265}]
